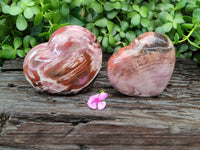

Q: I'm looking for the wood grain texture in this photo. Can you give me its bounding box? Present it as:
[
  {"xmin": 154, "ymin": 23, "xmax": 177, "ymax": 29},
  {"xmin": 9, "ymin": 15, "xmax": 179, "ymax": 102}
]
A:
[{"xmin": 0, "ymin": 54, "xmax": 200, "ymax": 150}]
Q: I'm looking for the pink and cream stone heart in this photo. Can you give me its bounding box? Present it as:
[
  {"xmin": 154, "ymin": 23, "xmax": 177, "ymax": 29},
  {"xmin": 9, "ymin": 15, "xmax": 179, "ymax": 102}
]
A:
[
  {"xmin": 23, "ymin": 25, "xmax": 102, "ymax": 94},
  {"xmin": 107, "ymin": 32, "xmax": 176, "ymax": 97}
]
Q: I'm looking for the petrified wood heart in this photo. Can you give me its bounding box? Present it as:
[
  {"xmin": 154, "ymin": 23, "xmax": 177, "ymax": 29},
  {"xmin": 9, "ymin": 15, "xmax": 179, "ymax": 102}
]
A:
[
  {"xmin": 107, "ymin": 32, "xmax": 176, "ymax": 97},
  {"xmin": 23, "ymin": 25, "xmax": 102, "ymax": 94}
]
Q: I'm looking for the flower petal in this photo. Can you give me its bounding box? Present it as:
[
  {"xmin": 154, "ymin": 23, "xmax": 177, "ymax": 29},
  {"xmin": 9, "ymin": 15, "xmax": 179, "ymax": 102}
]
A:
[
  {"xmin": 87, "ymin": 94, "xmax": 99, "ymax": 104},
  {"xmin": 88, "ymin": 101, "xmax": 97, "ymax": 110},
  {"xmin": 98, "ymin": 101, "xmax": 106, "ymax": 110},
  {"xmin": 98, "ymin": 92, "xmax": 108, "ymax": 101}
]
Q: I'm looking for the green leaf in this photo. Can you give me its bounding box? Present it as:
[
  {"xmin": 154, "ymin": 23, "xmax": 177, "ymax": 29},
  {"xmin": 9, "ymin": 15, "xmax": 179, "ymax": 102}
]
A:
[
  {"xmin": 9, "ymin": 6, "xmax": 22, "ymax": 16},
  {"xmin": 167, "ymin": 14, "xmax": 174, "ymax": 22},
  {"xmin": 16, "ymin": 14, "xmax": 28, "ymax": 31},
  {"xmin": 177, "ymin": 23, "xmax": 185, "ymax": 37},
  {"xmin": 132, "ymin": 4, "xmax": 140, "ymax": 12},
  {"xmin": 42, "ymin": 4, "xmax": 50, "ymax": 12},
  {"xmin": 141, "ymin": 18, "xmax": 151, "ymax": 28},
  {"xmin": 181, "ymin": 23, "xmax": 193, "ymax": 29},
  {"xmin": 158, "ymin": 3, "xmax": 174, "ymax": 11},
  {"xmin": 192, "ymin": 8, "xmax": 200, "ymax": 24},
  {"xmin": 50, "ymin": 24, "xmax": 60, "ymax": 33},
  {"xmin": 193, "ymin": 53, "xmax": 200, "ymax": 64},
  {"xmin": 179, "ymin": 44, "xmax": 188, "ymax": 53},
  {"xmin": 121, "ymin": 2, "xmax": 129, "ymax": 11},
  {"xmin": 183, "ymin": 16, "xmax": 192, "ymax": 23},
  {"xmin": 160, "ymin": 11, "xmax": 170, "ymax": 23},
  {"xmin": 155, "ymin": 26, "xmax": 164, "ymax": 34},
  {"xmin": 0, "ymin": 44, "xmax": 16, "ymax": 59},
  {"xmin": 30, "ymin": 37, "xmax": 37, "ymax": 47},
  {"xmin": 70, "ymin": 0, "xmax": 82, "ymax": 8},
  {"xmin": 30, "ymin": 6, "xmax": 40, "ymax": 15},
  {"xmin": 60, "ymin": 3, "xmax": 70, "ymax": 17},
  {"xmin": 92, "ymin": 27, "xmax": 99, "ymax": 37},
  {"xmin": 100, "ymin": 28, "xmax": 107, "ymax": 35},
  {"xmin": 24, "ymin": 7, "xmax": 34, "ymax": 19},
  {"xmin": 85, "ymin": 13, "xmax": 93, "ymax": 22},
  {"xmin": 161, "ymin": 22, "xmax": 172, "ymax": 33},
  {"xmin": 65, "ymin": 0, "xmax": 72, "ymax": 3},
  {"xmin": 120, "ymin": 21, "xmax": 129, "ymax": 32},
  {"xmin": 34, "ymin": 12, "xmax": 43, "ymax": 26},
  {"xmin": 111, "ymin": 25, "xmax": 120, "ymax": 36},
  {"xmin": 126, "ymin": 31, "xmax": 136, "ymax": 43},
  {"xmin": 183, "ymin": 51, "xmax": 192, "ymax": 59},
  {"xmin": 189, "ymin": 44, "xmax": 199, "ymax": 52},
  {"xmin": 114, "ymin": 34, "xmax": 121, "ymax": 42},
  {"xmin": 185, "ymin": 4, "xmax": 197, "ymax": 12},
  {"xmin": 39, "ymin": 32, "xmax": 49, "ymax": 38},
  {"xmin": 14, "ymin": 37, "xmax": 22, "ymax": 50},
  {"xmin": 0, "ymin": 24, "xmax": 9, "ymax": 37},
  {"xmin": 53, "ymin": 12, "xmax": 63, "ymax": 24},
  {"xmin": 120, "ymin": 31, "xmax": 126, "ymax": 38},
  {"xmin": 131, "ymin": 12, "xmax": 140, "ymax": 26},
  {"xmin": 195, "ymin": 31, "xmax": 200, "ymax": 41},
  {"xmin": 23, "ymin": 35, "xmax": 32, "ymax": 48},
  {"xmin": 113, "ymin": 2, "xmax": 121, "ymax": 9},
  {"xmin": 44, "ymin": 11, "xmax": 54, "ymax": 21},
  {"xmin": 24, "ymin": 48, "xmax": 31, "ymax": 54},
  {"xmin": 31, "ymin": 25, "xmax": 42, "ymax": 37},
  {"xmin": 154, "ymin": 19, "xmax": 163, "ymax": 27},
  {"xmin": 90, "ymin": 1, "xmax": 103, "ymax": 13},
  {"xmin": 174, "ymin": 33, "xmax": 179, "ymax": 45},
  {"xmin": 17, "ymin": 50, "xmax": 26, "ymax": 58},
  {"xmin": 175, "ymin": 0, "xmax": 186, "ymax": 10},
  {"xmin": 0, "ymin": 49, "xmax": 16, "ymax": 59},
  {"xmin": 104, "ymin": 2, "xmax": 114, "ymax": 11},
  {"xmin": 2, "ymin": 5, "xmax": 10, "ymax": 14},
  {"xmin": 107, "ymin": 21, "xmax": 114, "ymax": 33},
  {"xmin": 102, "ymin": 36, "xmax": 109, "ymax": 48},
  {"xmin": 95, "ymin": 18, "xmax": 108, "ymax": 28},
  {"xmin": 114, "ymin": 46, "xmax": 121, "ymax": 52},
  {"xmin": 21, "ymin": 0, "xmax": 34, "ymax": 6},
  {"xmin": 2, "ymin": 44, "xmax": 14, "ymax": 51},
  {"xmin": 109, "ymin": 34, "xmax": 115, "ymax": 46},
  {"xmin": 85, "ymin": 23, "xmax": 94, "ymax": 31},
  {"xmin": 107, "ymin": 11, "xmax": 118, "ymax": 19},
  {"xmin": 139, "ymin": 6, "xmax": 148, "ymax": 18},
  {"xmin": 107, "ymin": 46, "xmax": 114, "ymax": 53},
  {"xmin": 172, "ymin": 21, "xmax": 177, "ymax": 29},
  {"xmin": 97, "ymin": 36, "xmax": 103, "ymax": 43},
  {"xmin": 51, "ymin": 0, "xmax": 59, "ymax": 9},
  {"xmin": 174, "ymin": 14, "xmax": 184, "ymax": 24},
  {"xmin": 67, "ymin": 15, "xmax": 85, "ymax": 26}
]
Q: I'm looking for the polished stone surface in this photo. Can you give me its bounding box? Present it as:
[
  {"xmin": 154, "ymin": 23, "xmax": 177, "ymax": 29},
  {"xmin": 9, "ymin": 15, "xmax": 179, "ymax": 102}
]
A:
[
  {"xmin": 23, "ymin": 25, "xmax": 102, "ymax": 94},
  {"xmin": 107, "ymin": 32, "xmax": 176, "ymax": 97}
]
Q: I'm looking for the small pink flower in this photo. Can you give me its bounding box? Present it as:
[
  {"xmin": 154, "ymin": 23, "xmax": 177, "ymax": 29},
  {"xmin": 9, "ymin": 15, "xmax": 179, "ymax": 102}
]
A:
[{"xmin": 87, "ymin": 91, "xmax": 108, "ymax": 110}]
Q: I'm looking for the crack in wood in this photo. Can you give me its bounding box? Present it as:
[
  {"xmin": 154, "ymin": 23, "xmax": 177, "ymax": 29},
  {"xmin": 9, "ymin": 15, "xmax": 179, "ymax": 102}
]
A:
[
  {"xmin": 0, "ymin": 111, "xmax": 10, "ymax": 134},
  {"xmin": 79, "ymin": 144, "xmax": 89, "ymax": 150},
  {"xmin": 12, "ymin": 113, "xmax": 117, "ymax": 125}
]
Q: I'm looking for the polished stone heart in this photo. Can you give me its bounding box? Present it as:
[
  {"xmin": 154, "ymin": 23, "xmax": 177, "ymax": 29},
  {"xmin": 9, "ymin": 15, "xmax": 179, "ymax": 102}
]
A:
[
  {"xmin": 23, "ymin": 25, "xmax": 102, "ymax": 94},
  {"xmin": 107, "ymin": 32, "xmax": 176, "ymax": 97}
]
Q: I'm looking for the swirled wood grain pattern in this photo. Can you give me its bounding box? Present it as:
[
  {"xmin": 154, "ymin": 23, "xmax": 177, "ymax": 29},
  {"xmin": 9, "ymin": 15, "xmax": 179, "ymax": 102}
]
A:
[
  {"xmin": 23, "ymin": 25, "xmax": 102, "ymax": 94},
  {"xmin": 107, "ymin": 32, "xmax": 176, "ymax": 97}
]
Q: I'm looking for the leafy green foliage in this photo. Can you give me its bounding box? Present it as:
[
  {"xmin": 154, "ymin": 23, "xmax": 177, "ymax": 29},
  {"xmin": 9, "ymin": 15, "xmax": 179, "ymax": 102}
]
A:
[{"xmin": 0, "ymin": 0, "xmax": 200, "ymax": 66}]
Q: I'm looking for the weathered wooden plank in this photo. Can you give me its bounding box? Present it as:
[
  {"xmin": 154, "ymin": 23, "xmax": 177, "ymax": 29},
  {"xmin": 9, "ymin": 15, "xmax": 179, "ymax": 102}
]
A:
[
  {"xmin": 1, "ymin": 58, "xmax": 24, "ymax": 71},
  {"xmin": 0, "ymin": 54, "xmax": 200, "ymax": 149}
]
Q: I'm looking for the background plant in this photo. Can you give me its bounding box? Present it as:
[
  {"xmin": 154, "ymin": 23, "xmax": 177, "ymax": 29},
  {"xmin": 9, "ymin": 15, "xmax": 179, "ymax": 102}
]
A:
[{"xmin": 0, "ymin": 0, "xmax": 200, "ymax": 68}]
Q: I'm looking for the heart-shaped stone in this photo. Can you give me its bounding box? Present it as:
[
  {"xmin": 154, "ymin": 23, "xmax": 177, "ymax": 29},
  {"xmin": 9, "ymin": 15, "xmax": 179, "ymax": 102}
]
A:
[
  {"xmin": 23, "ymin": 25, "xmax": 102, "ymax": 94},
  {"xmin": 107, "ymin": 32, "xmax": 176, "ymax": 97}
]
